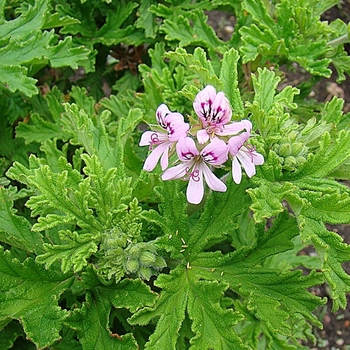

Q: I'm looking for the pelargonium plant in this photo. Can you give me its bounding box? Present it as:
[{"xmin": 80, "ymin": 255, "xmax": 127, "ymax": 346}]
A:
[{"xmin": 140, "ymin": 85, "xmax": 264, "ymax": 204}]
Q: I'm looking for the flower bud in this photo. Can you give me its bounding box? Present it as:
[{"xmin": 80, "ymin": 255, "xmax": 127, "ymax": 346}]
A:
[
  {"xmin": 138, "ymin": 267, "xmax": 153, "ymax": 281},
  {"xmin": 125, "ymin": 258, "xmax": 139, "ymax": 274},
  {"xmin": 139, "ymin": 251, "xmax": 157, "ymax": 265},
  {"xmin": 278, "ymin": 143, "xmax": 292, "ymax": 157}
]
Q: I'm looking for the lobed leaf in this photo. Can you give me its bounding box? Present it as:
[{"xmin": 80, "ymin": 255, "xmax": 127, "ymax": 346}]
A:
[
  {"xmin": 219, "ymin": 48, "xmax": 244, "ymax": 116},
  {"xmin": 67, "ymin": 288, "xmax": 138, "ymax": 350},
  {"xmin": 0, "ymin": 187, "xmax": 43, "ymax": 254},
  {"xmin": 36, "ymin": 231, "xmax": 98, "ymax": 274},
  {"xmin": 164, "ymin": 47, "xmax": 221, "ymax": 87},
  {"xmin": 26, "ymin": 164, "xmax": 102, "ymax": 232},
  {"xmin": 299, "ymin": 217, "xmax": 350, "ymax": 311},
  {"xmin": 284, "ymin": 130, "xmax": 350, "ymax": 179},
  {"xmin": 130, "ymin": 266, "xmax": 247, "ymax": 350},
  {"xmin": 112, "ymin": 279, "xmax": 158, "ymax": 313},
  {"xmin": 0, "ymin": 247, "xmax": 73, "ymax": 348},
  {"xmin": 128, "ymin": 266, "xmax": 188, "ymax": 350},
  {"xmin": 16, "ymin": 112, "xmax": 70, "ymax": 144},
  {"xmin": 187, "ymin": 178, "xmax": 251, "ymax": 256},
  {"xmin": 62, "ymin": 104, "xmax": 119, "ymax": 171}
]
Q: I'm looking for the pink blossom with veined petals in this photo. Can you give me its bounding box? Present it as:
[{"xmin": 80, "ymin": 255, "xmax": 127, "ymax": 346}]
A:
[
  {"xmin": 162, "ymin": 137, "xmax": 228, "ymax": 204},
  {"xmin": 228, "ymin": 132, "xmax": 264, "ymax": 184},
  {"xmin": 139, "ymin": 104, "xmax": 189, "ymax": 171},
  {"xmin": 193, "ymin": 85, "xmax": 253, "ymax": 144},
  {"xmin": 193, "ymin": 85, "xmax": 232, "ymax": 144}
]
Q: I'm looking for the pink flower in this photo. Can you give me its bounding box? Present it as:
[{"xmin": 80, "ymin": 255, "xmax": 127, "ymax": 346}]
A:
[
  {"xmin": 228, "ymin": 132, "xmax": 264, "ymax": 184},
  {"xmin": 162, "ymin": 137, "xmax": 228, "ymax": 204},
  {"xmin": 193, "ymin": 85, "xmax": 253, "ymax": 144},
  {"xmin": 193, "ymin": 85, "xmax": 232, "ymax": 144},
  {"xmin": 139, "ymin": 104, "xmax": 189, "ymax": 171}
]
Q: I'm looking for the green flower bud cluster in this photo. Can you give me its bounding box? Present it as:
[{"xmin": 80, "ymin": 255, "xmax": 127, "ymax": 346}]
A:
[
  {"xmin": 97, "ymin": 226, "xmax": 166, "ymax": 283},
  {"xmin": 274, "ymin": 117, "xmax": 334, "ymax": 171},
  {"xmin": 123, "ymin": 243, "xmax": 166, "ymax": 281},
  {"xmin": 274, "ymin": 129, "xmax": 308, "ymax": 171}
]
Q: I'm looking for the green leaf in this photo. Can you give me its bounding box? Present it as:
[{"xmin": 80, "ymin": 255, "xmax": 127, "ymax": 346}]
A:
[
  {"xmin": 299, "ymin": 217, "xmax": 350, "ymax": 311},
  {"xmin": 320, "ymin": 96, "xmax": 344, "ymax": 125},
  {"xmin": 219, "ymin": 48, "xmax": 244, "ymax": 116},
  {"xmin": 226, "ymin": 267, "xmax": 324, "ymax": 335},
  {"xmin": 294, "ymin": 178, "xmax": 350, "ymax": 224},
  {"xmin": 187, "ymin": 278, "xmax": 246, "ymax": 349},
  {"xmin": 95, "ymin": 2, "xmax": 139, "ymax": 46},
  {"xmin": 188, "ymin": 179, "xmax": 251, "ymax": 256},
  {"xmin": 26, "ymin": 162, "xmax": 103, "ymax": 232},
  {"xmin": 67, "ymin": 287, "xmax": 138, "ymax": 350},
  {"xmin": 243, "ymin": 0, "xmax": 275, "ymax": 28},
  {"xmin": 236, "ymin": 211, "xmax": 298, "ymax": 266},
  {"xmin": 251, "ymin": 67, "xmax": 281, "ymax": 113},
  {"xmin": 135, "ymin": 0, "xmax": 158, "ymax": 38},
  {"xmin": 130, "ymin": 266, "xmax": 247, "ymax": 349},
  {"xmin": 0, "ymin": 0, "xmax": 48, "ymax": 40},
  {"xmin": 0, "ymin": 247, "xmax": 73, "ymax": 349},
  {"xmin": 0, "ymin": 187, "xmax": 43, "ymax": 253},
  {"xmin": 240, "ymin": 0, "xmax": 333, "ymax": 76},
  {"xmin": 247, "ymin": 180, "xmax": 295, "ymax": 223},
  {"xmin": 62, "ymin": 104, "xmax": 119, "ymax": 171},
  {"xmin": 36, "ymin": 231, "xmax": 98, "ymax": 274},
  {"xmin": 160, "ymin": 10, "xmax": 225, "ymax": 53},
  {"xmin": 0, "ymin": 65, "xmax": 38, "ymax": 97},
  {"xmin": 0, "ymin": 3, "xmax": 90, "ymax": 96},
  {"xmin": 0, "ymin": 321, "xmax": 25, "ymax": 349},
  {"xmin": 112, "ymin": 279, "xmax": 158, "ymax": 313},
  {"xmin": 284, "ymin": 130, "xmax": 350, "ymax": 179},
  {"xmin": 129, "ymin": 267, "xmax": 188, "ymax": 349},
  {"xmin": 164, "ymin": 47, "xmax": 221, "ymax": 87},
  {"xmin": 16, "ymin": 112, "xmax": 70, "ymax": 144}
]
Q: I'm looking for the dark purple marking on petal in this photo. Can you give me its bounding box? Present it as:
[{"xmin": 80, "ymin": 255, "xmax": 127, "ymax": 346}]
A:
[
  {"xmin": 182, "ymin": 151, "xmax": 196, "ymax": 160},
  {"xmin": 149, "ymin": 133, "xmax": 160, "ymax": 149},
  {"xmin": 202, "ymin": 151, "xmax": 218, "ymax": 163},
  {"xmin": 189, "ymin": 169, "xmax": 200, "ymax": 182},
  {"xmin": 245, "ymin": 144, "xmax": 257, "ymax": 162}
]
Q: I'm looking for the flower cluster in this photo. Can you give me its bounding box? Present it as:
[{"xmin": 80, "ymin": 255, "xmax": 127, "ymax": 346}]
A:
[{"xmin": 140, "ymin": 85, "xmax": 264, "ymax": 204}]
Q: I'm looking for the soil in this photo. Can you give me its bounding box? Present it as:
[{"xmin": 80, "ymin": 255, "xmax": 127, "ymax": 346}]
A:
[{"xmin": 206, "ymin": 4, "xmax": 350, "ymax": 349}]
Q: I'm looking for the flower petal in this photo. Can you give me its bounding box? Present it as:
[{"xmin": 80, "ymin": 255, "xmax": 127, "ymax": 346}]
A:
[
  {"xmin": 201, "ymin": 163, "xmax": 227, "ymax": 192},
  {"xmin": 176, "ymin": 137, "xmax": 199, "ymax": 161},
  {"xmin": 156, "ymin": 104, "xmax": 171, "ymax": 128},
  {"xmin": 237, "ymin": 149, "xmax": 256, "ymax": 178},
  {"xmin": 162, "ymin": 162, "xmax": 189, "ymax": 181},
  {"xmin": 160, "ymin": 145, "xmax": 170, "ymax": 170},
  {"xmin": 253, "ymin": 152, "xmax": 264, "ymax": 165},
  {"xmin": 186, "ymin": 168, "xmax": 204, "ymax": 204},
  {"xmin": 197, "ymin": 129, "xmax": 210, "ymax": 144},
  {"xmin": 227, "ymin": 132, "xmax": 250, "ymax": 156},
  {"xmin": 201, "ymin": 138, "xmax": 228, "ymax": 165},
  {"xmin": 167, "ymin": 117, "xmax": 189, "ymax": 142},
  {"xmin": 232, "ymin": 156, "xmax": 242, "ymax": 184},
  {"xmin": 143, "ymin": 142, "xmax": 170, "ymax": 172},
  {"xmin": 218, "ymin": 120, "xmax": 252, "ymax": 136},
  {"xmin": 139, "ymin": 131, "xmax": 168, "ymax": 147},
  {"xmin": 139, "ymin": 131, "xmax": 155, "ymax": 146},
  {"xmin": 193, "ymin": 85, "xmax": 217, "ymax": 121},
  {"xmin": 211, "ymin": 91, "xmax": 232, "ymax": 125}
]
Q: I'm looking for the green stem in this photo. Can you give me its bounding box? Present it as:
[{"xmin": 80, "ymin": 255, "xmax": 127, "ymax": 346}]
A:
[{"xmin": 327, "ymin": 33, "xmax": 349, "ymax": 48}]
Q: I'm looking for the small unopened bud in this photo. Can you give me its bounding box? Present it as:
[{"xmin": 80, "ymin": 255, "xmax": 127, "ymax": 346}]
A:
[
  {"xmin": 125, "ymin": 258, "xmax": 139, "ymax": 273},
  {"xmin": 153, "ymin": 255, "xmax": 166, "ymax": 270},
  {"xmin": 139, "ymin": 251, "xmax": 157, "ymax": 265},
  {"xmin": 138, "ymin": 267, "xmax": 153, "ymax": 281},
  {"xmin": 279, "ymin": 143, "xmax": 292, "ymax": 157}
]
